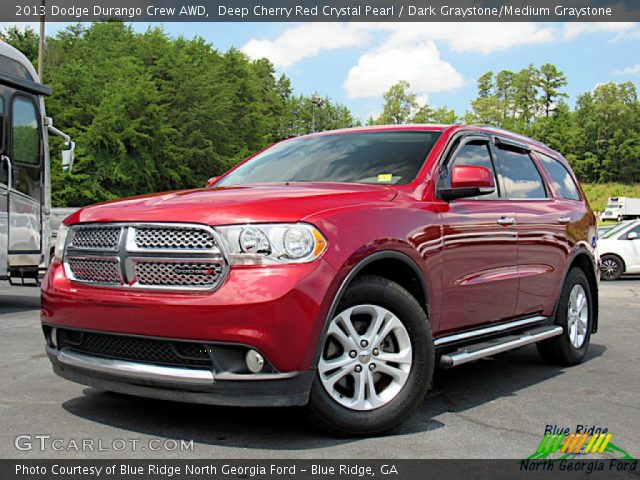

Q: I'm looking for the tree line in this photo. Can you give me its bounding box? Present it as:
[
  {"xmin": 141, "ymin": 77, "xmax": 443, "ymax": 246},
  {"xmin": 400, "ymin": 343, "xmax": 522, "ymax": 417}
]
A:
[
  {"xmin": 2, "ymin": 23, "xmax": 639, "ymax": 207},
  {"xmin": 369, "ymin": 66, "xmax": 640, "ymax": 184},
  {"xmin": 1, "ymin": 22, "xmax": 359, "ymax": 206}
]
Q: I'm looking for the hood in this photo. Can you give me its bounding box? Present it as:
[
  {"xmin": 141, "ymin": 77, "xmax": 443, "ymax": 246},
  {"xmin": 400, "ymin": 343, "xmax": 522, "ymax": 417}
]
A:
[{"xmin": 66, "ymin": 183, "xmax": 398, "ymax": 225}]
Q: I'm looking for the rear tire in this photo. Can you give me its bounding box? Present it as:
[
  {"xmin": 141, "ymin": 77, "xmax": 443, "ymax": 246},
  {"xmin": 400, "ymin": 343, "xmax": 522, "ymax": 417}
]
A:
[
  {"xmin": 537, "ymin": 268, "xmax": 593, "ymax": 365},
  {"xmin": 307, "ymin": 275, "xmax": 434, "ymax": 436},
  {"xmin": 600, "ymin": 254, "xmax": 624, "ymax": 281}
]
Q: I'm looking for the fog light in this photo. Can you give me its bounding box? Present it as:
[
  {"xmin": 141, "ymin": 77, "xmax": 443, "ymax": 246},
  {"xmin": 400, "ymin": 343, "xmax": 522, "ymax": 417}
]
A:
[
  {"xmin": 245, "ymin": 349, "xmax": 264, "ymax": 373},
  {"xmin": 50, "ymin": 327, "xmax": 58, "ymax": 349}
]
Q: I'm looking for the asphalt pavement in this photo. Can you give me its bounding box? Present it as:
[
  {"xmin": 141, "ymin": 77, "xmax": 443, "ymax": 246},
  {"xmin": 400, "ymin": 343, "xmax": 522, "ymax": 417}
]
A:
[{"xmin": 1, "ymin": 277, "xmax": 638, "ymax": 459}]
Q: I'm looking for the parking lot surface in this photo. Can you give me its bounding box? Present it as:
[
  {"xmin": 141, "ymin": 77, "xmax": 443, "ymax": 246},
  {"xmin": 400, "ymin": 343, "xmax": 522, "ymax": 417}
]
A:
[{"xmin": 1, "ymin": 277, "xmax": 638, "ymax": 459}]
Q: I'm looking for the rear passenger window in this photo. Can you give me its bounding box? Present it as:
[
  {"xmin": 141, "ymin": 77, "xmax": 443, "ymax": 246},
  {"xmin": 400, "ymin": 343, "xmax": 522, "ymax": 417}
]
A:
[
  {"xmin": 538, "ymin": 153, "xmax": 581, "ymax": 201},
  {"xmin": 446, "ymin": 140, "xmax": 498, "ymax": 199},
  {"xmin": 496, "ymin": 148, "xmax": 547, "ymax": 199}
]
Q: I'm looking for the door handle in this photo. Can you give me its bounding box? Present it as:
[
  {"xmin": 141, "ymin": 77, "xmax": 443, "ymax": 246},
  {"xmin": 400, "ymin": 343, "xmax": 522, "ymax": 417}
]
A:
[
  {"xmin": 558, "ymin": 216, "xmax": 572, "ymax": 224},
  {"xmin": 497, "ymin": 217, "xmax": 515, "ymax": 226},
  {"xmin": 0, "ymin": 155, "xmax": 11, "ymax": 194}
]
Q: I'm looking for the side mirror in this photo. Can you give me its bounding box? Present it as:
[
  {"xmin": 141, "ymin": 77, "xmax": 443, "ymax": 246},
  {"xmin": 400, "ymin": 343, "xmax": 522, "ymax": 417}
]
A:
[
  {"xmin": 206, "ymin": 176, "xmax": 219, "ymax": 188},
  {"xmin": 61, "ymin": 141, "xmax": 75, "ymax": 172},
  {"xmin": 628, "ymin": 231, "xmax": 638, "ymax": 240},
  {"xmin": 439, "ymin": 165, "xmax": 496, "ymax": 201}
]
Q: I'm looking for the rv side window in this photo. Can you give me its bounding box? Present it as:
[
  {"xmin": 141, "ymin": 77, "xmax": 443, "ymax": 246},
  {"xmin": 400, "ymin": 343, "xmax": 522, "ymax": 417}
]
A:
[{"xmin": 11, "ymin": 96, "xmax": 40, "ymax": 165}]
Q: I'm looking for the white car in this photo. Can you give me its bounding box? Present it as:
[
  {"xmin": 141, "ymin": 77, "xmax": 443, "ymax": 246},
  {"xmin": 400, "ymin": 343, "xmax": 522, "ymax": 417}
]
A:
[{"xmin": 598, "ymin": 220, "xmax": 640, "ymax": 280}]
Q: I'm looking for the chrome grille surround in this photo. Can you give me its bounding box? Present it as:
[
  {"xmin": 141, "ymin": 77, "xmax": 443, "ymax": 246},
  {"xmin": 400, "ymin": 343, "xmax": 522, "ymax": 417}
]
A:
[
  {"xmin": 66, "ymin": 257, "xmax": 121, "ymax": 285},
  {"xmin": 69, "ymin": 227, "xmax": 121, "ymax": 251},
  {"xmin": 63, "ymin": 223, "xmax": 228, "ymax": 291},
  {"xmin": 133, "ymin": 226, "xmax": 216, "ymax": 250}
]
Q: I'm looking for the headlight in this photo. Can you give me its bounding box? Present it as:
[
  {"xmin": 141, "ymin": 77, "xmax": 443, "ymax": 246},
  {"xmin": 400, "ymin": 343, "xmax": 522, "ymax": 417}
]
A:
[
  {"xmin": 216, "ymin": 223, "xmax": 327, "ymax": 265},
  {"xmin": 54, "ymin": 224, "xmax": 70, "ymax": 260}
]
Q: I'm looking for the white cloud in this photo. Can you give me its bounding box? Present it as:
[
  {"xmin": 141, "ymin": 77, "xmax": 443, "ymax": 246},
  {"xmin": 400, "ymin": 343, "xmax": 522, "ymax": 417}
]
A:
[
  {"xmin": 241, "ymin": 23, "xmax": 370, "ymax": 68},
  {"xmin": 241, "ymin": 21, "xmax": 640, "ymax": 100},
  {"xmin": 344, "ymin": 40, "xmax": 463, "ymax": 99},
  {"xmin": 562, "ymin": 22, "xmax": 636, "ymax": 39},
  {"xmin": 372, "ymin": 23, "xmax": 556, "ymax": 55},
  {"xmin": 614, "ymin": 64, "xmax": 640, "ymax": 76}
]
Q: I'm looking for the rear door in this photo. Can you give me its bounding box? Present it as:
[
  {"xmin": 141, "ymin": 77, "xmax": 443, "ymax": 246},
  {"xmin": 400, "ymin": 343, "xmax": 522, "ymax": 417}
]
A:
[
  {"xmin": 7, "ymin": 93, "xmax": 43, "ymax": 266},
  {"xmin": 438, "ymin": 135, "xmax": 519, "ymax": 334},
  {"xmin": 493, "ymin": 143, "xmax": 568, "ymax": 318}
]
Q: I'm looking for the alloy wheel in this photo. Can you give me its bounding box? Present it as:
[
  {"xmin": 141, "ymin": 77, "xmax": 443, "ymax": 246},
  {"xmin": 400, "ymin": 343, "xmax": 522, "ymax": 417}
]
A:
[
  {"xmin": 600, "ymin": 257, "xmax": 621, "ymax": 280},
  {"xmin": 318, "ymin": 304, "xmax": 412, "ymax": 411},
  {"xmin": 567, "ymin": 284, "xmax": 589, "ymax": 349}
]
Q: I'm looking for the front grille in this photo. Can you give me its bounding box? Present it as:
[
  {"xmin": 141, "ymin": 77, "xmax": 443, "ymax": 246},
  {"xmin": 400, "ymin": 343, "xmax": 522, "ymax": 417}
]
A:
[
  {"xmin": 64, "ymin": 223, "xmax": 228, "ymax": 291},
  {"xmin": 70, "ymin": 228, "xmax": 120, "ymax": 250},
  {"xmin": 135, "ymin": 261, "xmax": 224, "ymax": 287},
  {"xmin": 67, "ymin": 257, "xmax": 121, "ymax": 284},
  {"xmin": 58, "ymin": 330, "xmax": 212, "ymax": 367},
  {"xmin": 134, "ymin": 227, "xmax": 215, "ymax": 250}
]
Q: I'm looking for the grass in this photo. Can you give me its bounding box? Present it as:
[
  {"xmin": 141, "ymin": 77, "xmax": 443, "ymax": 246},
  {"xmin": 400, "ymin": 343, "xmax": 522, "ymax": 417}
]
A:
[{"xmin": 581, "ymin": 183, "xmax": 640, "ymax": 213}]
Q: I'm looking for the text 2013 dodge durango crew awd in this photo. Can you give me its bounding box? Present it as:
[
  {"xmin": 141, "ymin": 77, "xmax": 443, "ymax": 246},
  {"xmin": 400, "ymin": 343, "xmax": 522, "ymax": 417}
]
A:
[{"xmin": 42, "ymin": 125, "xmax": 599, "ymax": 435}]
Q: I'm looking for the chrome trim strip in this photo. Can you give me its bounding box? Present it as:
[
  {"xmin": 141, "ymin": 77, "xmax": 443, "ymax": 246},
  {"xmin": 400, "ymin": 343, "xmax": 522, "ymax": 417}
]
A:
[
  {"xmin": 57, "ymin": 348, "xmax": 214, "ymax": 385},
  {"xmin": 439, "ymin": 326, "xmax": 563, "ymax": 367},
  {"xmin": 215, "ymin": 371, "xmax": 299, "ymax": 381},
  {"xmin": 434, "ymin": 315, "xmax": 547, "ymax": 346},
  {"xmin": 56, "ymin": 348, "xmax": 299, "ymax": 383}
]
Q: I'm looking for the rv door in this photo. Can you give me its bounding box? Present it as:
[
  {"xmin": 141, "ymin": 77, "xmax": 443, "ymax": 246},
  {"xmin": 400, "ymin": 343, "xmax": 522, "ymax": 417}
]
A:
[{"xmin": 7, "ymin": 93, "xmax": 43, "ymax": 268}]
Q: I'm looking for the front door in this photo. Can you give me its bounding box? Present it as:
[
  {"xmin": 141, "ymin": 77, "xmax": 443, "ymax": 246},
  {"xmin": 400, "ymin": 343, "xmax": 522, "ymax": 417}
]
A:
[
  {"xmin": 438, "ymin": 136, "xmax": 519, "ymax": 334},
  {"xmin": 7, "ymin": 93, "xmax": 43, "ymax": 268}
]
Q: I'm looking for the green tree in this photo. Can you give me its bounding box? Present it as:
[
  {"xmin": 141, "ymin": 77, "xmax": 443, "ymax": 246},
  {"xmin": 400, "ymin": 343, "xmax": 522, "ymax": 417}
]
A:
[
  {"xmin": 376, "ymin": 81, "xmax": 418, "ymax": 124},
  {"xmin": 538, "ymin": 63, "xmax": 568, "ymax": 117},
  {"xmin": 0, "ymin": 26, "xmax": 39, "ymax": 65}
]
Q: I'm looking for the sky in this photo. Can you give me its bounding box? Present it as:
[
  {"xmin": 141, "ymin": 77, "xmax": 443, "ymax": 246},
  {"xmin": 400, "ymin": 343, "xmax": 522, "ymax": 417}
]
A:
[{"xmin": 5, "ymin": 21, "xmax": 640, "ymax": 121}]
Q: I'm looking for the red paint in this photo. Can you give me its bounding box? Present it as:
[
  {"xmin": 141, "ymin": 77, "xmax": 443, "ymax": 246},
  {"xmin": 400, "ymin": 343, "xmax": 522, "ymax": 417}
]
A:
[
  {"xmin": 43, "ymin": 125, "xmax": 597, "ymax": 372},
  {"xmin": 450, "ymin": 165, "xmax": 495, "ymax": 189}
]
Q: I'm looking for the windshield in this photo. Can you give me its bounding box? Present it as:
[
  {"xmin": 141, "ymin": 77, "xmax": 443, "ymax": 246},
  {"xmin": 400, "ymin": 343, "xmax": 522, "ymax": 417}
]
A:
[
  {"xmin": 601, "ymin": 220, "xmax": 633, "ymax": 239},
  {"xmin": 217, "ymin": 131, "xmax": 442, "ymax": 187},
  {"xmin": 606, "ymin": 203, "xmax": 620, "ymax": 209}
]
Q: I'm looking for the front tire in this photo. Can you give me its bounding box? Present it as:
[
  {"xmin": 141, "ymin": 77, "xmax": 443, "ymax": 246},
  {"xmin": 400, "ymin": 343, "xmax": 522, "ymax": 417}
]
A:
[
  {"xmin": 308, "ymin": 275, "xmax": 434, "ymax": 436},
  {"xmin": 537, "ymin": 268, "xmax": 593, "ymax": 365}
]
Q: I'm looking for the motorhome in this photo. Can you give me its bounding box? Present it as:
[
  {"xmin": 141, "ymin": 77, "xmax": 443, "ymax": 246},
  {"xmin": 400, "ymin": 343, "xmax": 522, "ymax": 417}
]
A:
[{"xmin": 0, "ymin": 41, "xmax": 74, "ymax": 285}]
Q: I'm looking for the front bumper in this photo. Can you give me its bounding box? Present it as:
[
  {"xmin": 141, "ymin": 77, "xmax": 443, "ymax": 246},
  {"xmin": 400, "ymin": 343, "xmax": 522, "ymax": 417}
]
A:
[
  {"xmin": 42, "ymin": 258, "xmax": 338, "ymax": 372},
  {"xmin": 47, "ymin": 346, "xmax": 315, "ymax": 407}
]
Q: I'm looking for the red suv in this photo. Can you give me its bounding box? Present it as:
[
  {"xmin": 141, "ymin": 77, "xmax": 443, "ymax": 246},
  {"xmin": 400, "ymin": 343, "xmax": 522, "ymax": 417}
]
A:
[{"xmin": 42, "ymin": 125, "xmax": 598, "ymax": 435}]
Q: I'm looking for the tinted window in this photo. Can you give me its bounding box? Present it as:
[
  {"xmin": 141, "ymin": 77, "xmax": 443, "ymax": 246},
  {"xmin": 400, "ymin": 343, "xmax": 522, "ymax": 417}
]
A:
[
  {"xmin": 539, "ymin": 153, "xmax": 581, "ymax": 201},
  {"xmin": 497, "ymin": 148, "xmax": 547, "ymax": 199},
  {"xmin": 446, "ymin": 140, "xmax": 498, "ymax": 199},
  {"xmin": 0, "ymin": 54, "xmax": 33, "ymax": 81},
  {"xmin": 217, "ymin": 131, "xmax": 442, "ymax": 186},
  {"xmin": 12, "ymin": 97, "xmax": 40, "ymax": 165}
]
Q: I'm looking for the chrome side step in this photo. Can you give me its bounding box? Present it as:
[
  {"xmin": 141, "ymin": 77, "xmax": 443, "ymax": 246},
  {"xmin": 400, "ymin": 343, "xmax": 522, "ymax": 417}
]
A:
[
  {"xmin": 434, "ymin": 315, "xmax": 547, "ymax": 347},
  {"xmin": 439, "ymin": 325, "xmax": 563, "ymax": 368}
]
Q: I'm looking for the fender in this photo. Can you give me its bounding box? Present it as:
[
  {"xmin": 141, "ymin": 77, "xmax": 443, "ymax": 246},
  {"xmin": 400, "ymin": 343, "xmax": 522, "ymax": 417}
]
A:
[
  {"xmin": 551, "ymin": 246, "xmax": 599, "ymax": 333},
  {"xmin": 311, "ymin": 249, "xmax": 430, "ymax": 368}
]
